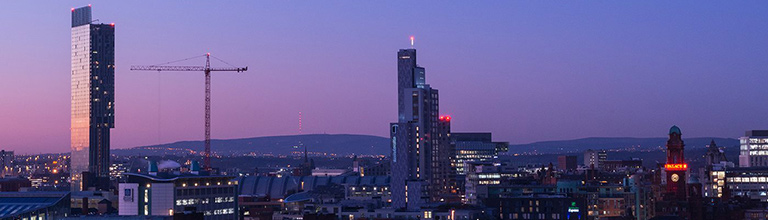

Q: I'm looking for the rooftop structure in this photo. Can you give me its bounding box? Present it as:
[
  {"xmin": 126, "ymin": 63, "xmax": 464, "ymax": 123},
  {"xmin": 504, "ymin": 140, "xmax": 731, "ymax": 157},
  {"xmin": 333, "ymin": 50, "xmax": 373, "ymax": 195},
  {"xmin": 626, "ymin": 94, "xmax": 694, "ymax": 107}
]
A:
[
  {"xmin": 238, "ymin": 175, "xmax": 390, "ymax": 199},
  {"xmin": 0, "ymin": 192, "xmax": 70, "ymax": 219},
  {"xmin": 119, "ymin": 172, "xmax": 237, "ymax": 219}
]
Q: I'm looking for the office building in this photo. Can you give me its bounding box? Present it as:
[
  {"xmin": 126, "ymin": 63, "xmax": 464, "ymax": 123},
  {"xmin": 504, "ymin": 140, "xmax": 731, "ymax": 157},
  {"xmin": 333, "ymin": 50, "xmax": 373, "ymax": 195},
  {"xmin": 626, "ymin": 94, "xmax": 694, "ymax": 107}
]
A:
[
  {"xmin": 739, "ymin": 130, "xmax": 768, "ymax": 167},
  {"xmin": 496, "ymin": 194, "xmax": 587, "ymax": 220},
  {"xmin": 390, "ymin": 48, "xmax": 453, "ymax": 209},
  {"xmin": 464, "ymin": 162, "xmax": 501, "ymax": 205},
  {"xmin": 557, "ymin": 155, "xmax": 577, "ymax": 172},
  {"xmin": 70, "ymin": 5, "xmax": 115, "ymax": 191},
  {"xmin": 433, "ymin": 116, "xmax": 455, "ymax": 201},
  {"xmin": 601, "ymin": 159, "xmax": 643, "ymax": 172},
  {"xmin": 0, "ymin": 151, "xmax": 13, "ymax": 178},
  {"xmin": 702, "ymin": 161, "xmax": 734, "ymax": 198},
  {"xmin": 725, "ymin": 167, "xmax": 768, "ymax": 202},
  {"xmin": 452, "ymin": 132, "xmax": 508, "ymax": 175},
  {"xmin": 118, "ymin": 171, "xmax": 237, "ymax": 219},
  {"xmin": 116, "ymin": 160, "xmax": 234, "ymax": 219},
  {"xmin": 583, "ymin": 149, "xmax": 606, "ymax": 169}
]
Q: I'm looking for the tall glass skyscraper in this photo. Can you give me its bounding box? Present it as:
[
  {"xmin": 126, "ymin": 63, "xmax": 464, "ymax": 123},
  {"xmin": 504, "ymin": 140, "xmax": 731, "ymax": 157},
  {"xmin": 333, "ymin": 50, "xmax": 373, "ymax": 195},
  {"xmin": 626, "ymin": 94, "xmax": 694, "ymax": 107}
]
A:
[
  {"xmin": 71, "ymin": 5, "xmax": 115, "ymax": 191},
  {"xmin": 390, "ymin": 48, "xmax": 454, "ymax": 209}
]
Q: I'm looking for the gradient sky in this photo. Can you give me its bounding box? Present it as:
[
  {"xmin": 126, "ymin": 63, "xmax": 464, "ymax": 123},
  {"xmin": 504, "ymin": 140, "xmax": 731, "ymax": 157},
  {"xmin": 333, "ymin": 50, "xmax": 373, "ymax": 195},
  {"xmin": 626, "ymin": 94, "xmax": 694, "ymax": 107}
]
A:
[{"xmin": 1, "ymin": 1, "xmax": 767, "ymax": 154}]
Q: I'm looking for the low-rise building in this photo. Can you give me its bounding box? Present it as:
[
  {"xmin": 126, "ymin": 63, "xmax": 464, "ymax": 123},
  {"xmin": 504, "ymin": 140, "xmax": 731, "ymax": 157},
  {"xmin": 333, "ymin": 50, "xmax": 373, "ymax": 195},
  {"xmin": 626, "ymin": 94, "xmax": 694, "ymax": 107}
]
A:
[
  {"xmin": 118, "ymin": 172, "xmax": 238, "ymax": 220},
  {"xmin": 464, "ymin": 162, "xmax": 502, "ymax": 204},
  {"xmin": 0, "ymin": 192, "xmax": 70, "ymax": 220},
  {"xmin": 495, "ymin": 194, "xmax": 587, "ymax": 220},
  {"xmin": 725, "ymin": 167, "xmax": 768, "ymax": 202},
  {"xmin": 558, "ymin": 156, "xmax": 578, "ymax": 172},
  {"xmin": 601, "ymin": 159, "xmax": 643, "ymax": 172}
]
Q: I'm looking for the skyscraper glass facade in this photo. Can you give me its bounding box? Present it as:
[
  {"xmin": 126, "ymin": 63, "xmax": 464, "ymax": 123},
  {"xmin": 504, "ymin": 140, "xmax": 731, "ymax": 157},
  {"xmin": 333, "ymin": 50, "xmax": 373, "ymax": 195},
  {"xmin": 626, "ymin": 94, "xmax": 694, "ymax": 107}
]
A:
[
  {"xmin": 71, "ymin": 5, "xmax": 115, "ymax": 191},
  {"xmin": 390, "ymin": 48, "xmax": 454, "ymax": 209}
]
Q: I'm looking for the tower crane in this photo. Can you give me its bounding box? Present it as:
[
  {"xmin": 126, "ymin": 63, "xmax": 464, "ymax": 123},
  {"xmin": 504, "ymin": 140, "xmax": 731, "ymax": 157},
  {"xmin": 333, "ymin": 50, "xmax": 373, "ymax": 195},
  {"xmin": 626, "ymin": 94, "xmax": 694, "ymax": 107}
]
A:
[{"xmin": 131, "ymin": 53, "xmax": 247, "ymax": 171}]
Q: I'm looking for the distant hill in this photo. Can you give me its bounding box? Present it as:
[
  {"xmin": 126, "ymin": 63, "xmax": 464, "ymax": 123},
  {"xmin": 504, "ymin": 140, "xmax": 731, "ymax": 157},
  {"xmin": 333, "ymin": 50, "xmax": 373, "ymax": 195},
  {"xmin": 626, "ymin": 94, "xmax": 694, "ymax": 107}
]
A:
[
  {"xmin": 114, "ymin": 135, "xmax": 740, "ymax": 160},
  {"xmin": 503, "ymin": 137, "xmax": 740, "ymax": 169},
  {"xmin": 113, "ymin": 134, "xmax": 390, "ymax": 157},
  {"xmin": 508, "ymin": 137, "xmax": 739, "ymax": 154}
]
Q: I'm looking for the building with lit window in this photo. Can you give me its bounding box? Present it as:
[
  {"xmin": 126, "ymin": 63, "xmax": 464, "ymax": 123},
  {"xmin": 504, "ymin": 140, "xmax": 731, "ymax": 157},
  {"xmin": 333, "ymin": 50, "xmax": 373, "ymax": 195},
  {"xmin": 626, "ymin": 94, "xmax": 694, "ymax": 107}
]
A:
[
  {"xmin": 584, "ymin": 149, "xmax": 606, "ymax": 169},
  {"xmin": 70, "ymin": 5, "xmax": 115, "ymax": 191},
  {"xmin": 654, "ymin": 126, "xmax": 703, "ymax": 219},
  {"xmin": 464, "ymin": 162, "xmax": 502, "ymax": 205},
  {"xmin": 601, "ymin": 159, "xmax": 643, "ymax": 172},
  {"xmin": 496, "ymin": 194, "xmax": 587, "ymax": 220},
  {"xmin": 702, "ymin": 161, "xmax": 733, "ymax": 198},
  {"xmin": 701, "ymin": 140, "xmax": 732, "ymax": 198},
  {"xmin": 452, "ymin": 133, "xmax": 508, "ymax": 175},
  {"xmin": 118, "ymin": 172, "xmax": 237, "ymax": 219},
  {"xmin": 0, "ymin": 151, "xmax": 13, "ymax": 178},
  {"xmin": 390, "ymin": 48, "xmax": 454, "ymax": 209},
  {"xmin": 739, "ymin": 130, "xmax": 768, "ymax": 167},
  {"xmin": 725, "ymin": 167, "xmax": 768, "ymax": 202}
]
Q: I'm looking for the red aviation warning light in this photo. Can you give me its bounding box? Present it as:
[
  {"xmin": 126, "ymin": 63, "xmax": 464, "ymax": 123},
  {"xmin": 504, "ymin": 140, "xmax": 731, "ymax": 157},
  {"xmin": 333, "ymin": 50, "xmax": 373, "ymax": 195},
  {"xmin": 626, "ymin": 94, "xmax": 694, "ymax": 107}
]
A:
[
  {"xmin": 410, "ymin": 36, "xmax": 414, "ymax": 47},
  {"xmin": 665, "ymin": 163, "xmax": 687, "ymax": 171},
  {"xmin": 439, "ymin": 115, "xmax": 451, "ymax": 122}
]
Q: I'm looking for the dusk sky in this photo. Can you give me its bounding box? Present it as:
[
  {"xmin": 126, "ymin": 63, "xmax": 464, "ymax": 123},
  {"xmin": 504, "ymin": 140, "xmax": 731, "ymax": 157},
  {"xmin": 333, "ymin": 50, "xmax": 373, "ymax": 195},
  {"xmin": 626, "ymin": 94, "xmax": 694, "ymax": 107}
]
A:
[{"xmin": 1, "ymin": 1, "xmax": 767, "ymax": 154}]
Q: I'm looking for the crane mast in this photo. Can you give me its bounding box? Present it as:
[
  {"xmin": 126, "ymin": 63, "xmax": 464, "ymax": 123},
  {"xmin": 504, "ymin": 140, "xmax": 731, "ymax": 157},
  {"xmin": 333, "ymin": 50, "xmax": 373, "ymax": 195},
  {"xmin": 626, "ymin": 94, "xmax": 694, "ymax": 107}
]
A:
[{"xmin": 131, "ymin": 54, "xmax": 247, "ymax": 171}]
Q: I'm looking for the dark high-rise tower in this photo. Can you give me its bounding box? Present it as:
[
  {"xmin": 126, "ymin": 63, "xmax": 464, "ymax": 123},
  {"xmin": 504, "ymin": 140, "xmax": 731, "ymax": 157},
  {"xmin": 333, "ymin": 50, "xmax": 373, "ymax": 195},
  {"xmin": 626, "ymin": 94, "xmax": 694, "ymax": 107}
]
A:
[
  {"xmin": 71, "ymin": 5, "xmax": 115, "ymax": 191},
  {"xmin": 665, "ymin": 125, "xmax": 687, "ymax": 199},
  {"xmin": 390, "ymin": 48, "xmax": 454, "ymax": 209}
]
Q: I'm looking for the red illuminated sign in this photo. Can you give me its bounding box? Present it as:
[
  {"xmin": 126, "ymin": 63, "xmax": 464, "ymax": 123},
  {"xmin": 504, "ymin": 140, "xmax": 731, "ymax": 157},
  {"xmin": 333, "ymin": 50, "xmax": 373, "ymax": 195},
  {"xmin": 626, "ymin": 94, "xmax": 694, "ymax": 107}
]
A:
[{"xmin": 665, "ymin": 163, "xmax": 687, "ymax": 171}]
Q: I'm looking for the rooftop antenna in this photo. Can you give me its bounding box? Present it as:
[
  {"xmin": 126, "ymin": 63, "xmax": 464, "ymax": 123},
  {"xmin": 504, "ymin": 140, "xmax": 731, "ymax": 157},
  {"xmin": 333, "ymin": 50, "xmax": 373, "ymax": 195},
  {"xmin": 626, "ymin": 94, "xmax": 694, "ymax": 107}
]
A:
[{"xmin": 410, "ymin": 36, "xmax": 415, "ymax": 48}]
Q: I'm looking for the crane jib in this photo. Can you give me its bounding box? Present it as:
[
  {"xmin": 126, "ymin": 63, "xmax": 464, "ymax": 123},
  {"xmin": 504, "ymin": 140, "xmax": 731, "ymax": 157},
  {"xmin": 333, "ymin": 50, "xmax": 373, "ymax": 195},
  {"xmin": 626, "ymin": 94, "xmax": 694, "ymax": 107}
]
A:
[{"xmin": 129, "ymin": 54, "xmax": 247, "ymax": 172}]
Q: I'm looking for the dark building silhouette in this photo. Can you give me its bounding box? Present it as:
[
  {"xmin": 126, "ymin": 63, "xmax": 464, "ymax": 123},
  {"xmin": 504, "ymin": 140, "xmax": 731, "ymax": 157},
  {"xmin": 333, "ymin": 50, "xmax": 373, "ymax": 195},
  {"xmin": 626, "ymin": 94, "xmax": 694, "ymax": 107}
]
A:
[
  {"xmin": 557, "ymin": 155, "xmax": 578, "ymax": 172},
  {"xmin": 293, "ymin": 145, "xmax": 315, "ymax": 176},
  {"xmin": 705, "ymin": 140, "xmax": 727, "ymax": 166},
  {"xmin": 0, "ymin": 178, "xmax": 30, "ymax": 192}
]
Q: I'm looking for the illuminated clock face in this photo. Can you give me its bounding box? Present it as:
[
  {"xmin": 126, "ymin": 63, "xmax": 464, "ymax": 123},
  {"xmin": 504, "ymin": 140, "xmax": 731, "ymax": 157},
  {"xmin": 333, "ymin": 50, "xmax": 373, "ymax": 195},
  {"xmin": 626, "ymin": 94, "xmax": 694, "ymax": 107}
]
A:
[{"xmin": 671, "ymin": 174, "xmax": 680, "ymax": 182}]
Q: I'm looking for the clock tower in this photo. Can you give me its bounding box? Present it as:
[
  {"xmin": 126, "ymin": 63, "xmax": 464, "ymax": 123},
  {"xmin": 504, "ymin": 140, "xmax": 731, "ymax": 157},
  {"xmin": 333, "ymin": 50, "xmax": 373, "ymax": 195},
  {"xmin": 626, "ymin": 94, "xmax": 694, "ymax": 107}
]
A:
[{"xmin": 665, "ymin": 125, "xmax": 687, "ymax": 199}]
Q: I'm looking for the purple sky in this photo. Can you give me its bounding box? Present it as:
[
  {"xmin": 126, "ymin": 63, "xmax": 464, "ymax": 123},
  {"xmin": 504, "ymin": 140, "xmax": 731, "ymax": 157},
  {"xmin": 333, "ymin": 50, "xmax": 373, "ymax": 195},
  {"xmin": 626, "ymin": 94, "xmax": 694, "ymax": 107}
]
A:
[{"xmin": 1, "ymin": 1, "xmax": 768, "ymax": 154}]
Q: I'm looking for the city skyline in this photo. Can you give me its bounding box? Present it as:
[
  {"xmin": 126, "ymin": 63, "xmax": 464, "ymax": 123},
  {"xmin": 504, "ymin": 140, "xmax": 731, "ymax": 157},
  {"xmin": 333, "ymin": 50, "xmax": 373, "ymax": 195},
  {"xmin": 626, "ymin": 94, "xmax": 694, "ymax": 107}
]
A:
[{"xmin": 2, "ymin": 1, "xmax": 768, "ymax": 154}]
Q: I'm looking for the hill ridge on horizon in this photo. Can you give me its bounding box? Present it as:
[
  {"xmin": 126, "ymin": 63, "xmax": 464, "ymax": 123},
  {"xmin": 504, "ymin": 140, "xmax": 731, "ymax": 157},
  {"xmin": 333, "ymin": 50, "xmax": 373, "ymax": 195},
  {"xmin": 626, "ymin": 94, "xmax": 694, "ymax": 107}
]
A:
[
  {"xmin": 509, "ymin": 136, "xmax": 738, "ymax": 154},
  {"xmin": 113, "ymin": 133, "xmax": 390, "ymax": 157},
  {"xmin": 110, "ymin": 133, "xmax": 740, "ymax": 157},
  {"xmin": 127, "ymin": 133, "xmax": 387, "ymax": 148}
]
